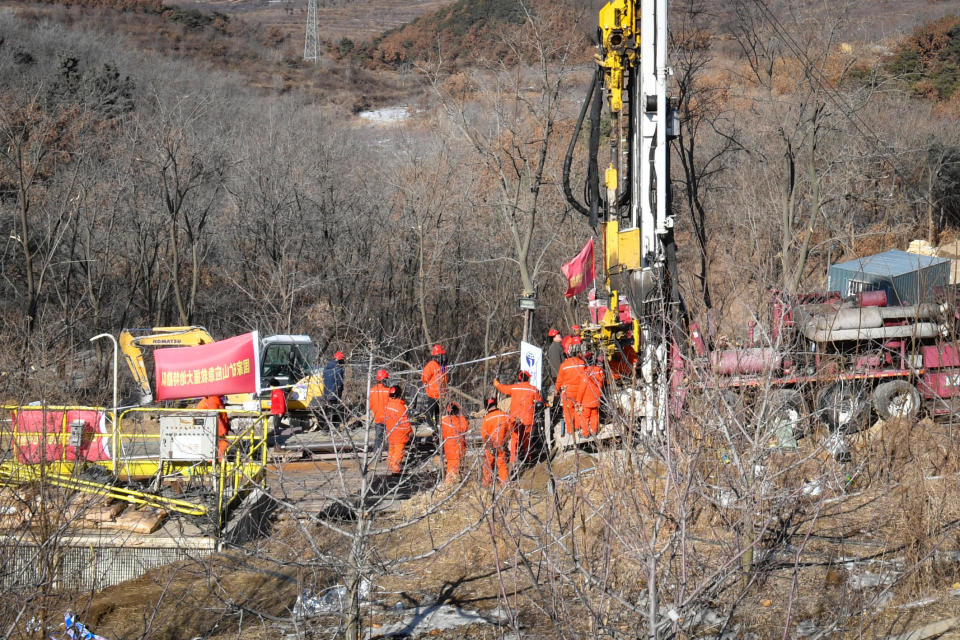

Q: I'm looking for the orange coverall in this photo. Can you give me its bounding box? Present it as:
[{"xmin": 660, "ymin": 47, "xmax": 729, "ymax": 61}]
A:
[
  {"xmin": 368, "ymin": 382, "xmax": 391, "ymax": 425},
  {"xmin": 421, "ymin": 359, "xmax": 448, "ymax": 400},
  {"xmin": 554, "ymin": 356, "xmax": 585, "ymax": 434},
  {"xmin": 576, "ymin": 365, "xmax": 605, "ymax": 436},
  {"xmin": 197, "ymin": 395, "xmax": 229, "ymax": 460},
  {"xmin": 494, "ymin": 380, "xmax": 542, "ymax": 464},
  {"xmin": 440, "ymin": 413, "xmax": 469, "ymax": 483},
  {"xmin": 481, "ymin": 408, "xmax": 511, "ymax": 486},
  {"xmin": 384, "ymin": 397, "xmax": 412, "ymax": 473}
]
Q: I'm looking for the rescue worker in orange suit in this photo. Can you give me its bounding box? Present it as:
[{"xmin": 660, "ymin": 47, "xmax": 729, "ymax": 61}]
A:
[
  {"xmin": 562, "ymin": 325, "xmax": 581, "ymax": 356},
  {"xmin": 368, "ymin": 369, "xmax": 392, "ymax": 453},
  {"xmin": 481, "ymin": 397, "xmax": 511, "ymax": 486},
  {"xmin": 197, "ymin": 395, "xmax": 229, "ymax": 460},
  {"xmin": 422, "ymin": 344, "xmax": 449, "ymax": 430},
  {"xmin": 440, "ymin": 402, "xmax": 469, "ymax": 484},
  {"xmin": 554, "ymin": 340, "xmax": 585, "ymax": 434},
  {"xmin": 384, "ymin": 385, "xmax": 412, "ymax": 474},
  {"xmin": 576, "ymin": 352, "xmax": 605, "ymax": 437},
  {"xmin": 494, "ymin": 370, "xmax": 542, "ymax": 465}
]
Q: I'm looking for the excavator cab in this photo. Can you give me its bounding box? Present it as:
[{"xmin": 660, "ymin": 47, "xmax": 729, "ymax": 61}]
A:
[{"xmin": 260, "ymin": 336, "xmax": 317, "ymax": 387}]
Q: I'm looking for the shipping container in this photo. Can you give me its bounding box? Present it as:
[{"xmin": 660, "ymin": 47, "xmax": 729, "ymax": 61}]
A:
[{"xmin": 827, "ymin": 249, "xmax": 950, "ymax": 305}]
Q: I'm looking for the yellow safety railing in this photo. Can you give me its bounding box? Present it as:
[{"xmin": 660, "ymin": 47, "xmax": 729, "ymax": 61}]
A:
[{"xmin": 0, "ymin": 404, "xmax": 269, "ymax": 533}]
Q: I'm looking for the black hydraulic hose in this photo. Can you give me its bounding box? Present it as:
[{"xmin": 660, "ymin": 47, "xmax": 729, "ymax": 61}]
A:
[
  {"xmin": 587, "ymin": 71, "xmax": 602, "ymax": 229},
  {"xmin": 562, "ymin": 69, "xmax": 600, "ymax": 219}
]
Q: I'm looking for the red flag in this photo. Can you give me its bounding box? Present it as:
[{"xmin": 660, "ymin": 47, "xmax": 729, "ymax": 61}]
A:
[
  {"xmin": 561, "ymin": 238, "xmax": 596, "ymax": 298},
  {"xmin": 154, "ymin": 331, "xmax": 261, "ymax": 401}
]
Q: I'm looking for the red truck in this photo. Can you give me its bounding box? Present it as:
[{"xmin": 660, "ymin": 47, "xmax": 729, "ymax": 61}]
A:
[{"xmin": 677, "ymin": 288, "xmax": 959, "ymax": 438}]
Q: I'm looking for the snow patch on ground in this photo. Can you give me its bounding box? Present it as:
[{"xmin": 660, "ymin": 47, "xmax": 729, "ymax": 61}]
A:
[
  {"xmin": 367, "ymin": 604, "xmax": 508, "ymax": 638},
  {"xmin": 358, "ymin": 107, "xmax": 410, "ymax": 124}
]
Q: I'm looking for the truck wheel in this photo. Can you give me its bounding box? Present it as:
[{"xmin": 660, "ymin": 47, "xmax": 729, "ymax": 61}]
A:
[
  {"xmin": 719, "ymin": 390, "xmax": 748, "ymax": 421},
  {"xmin": 761, "ymin": 389, "xmax": 808, "ymax": 446},
  {"xmin": 872, "ymin": 380, "xmax": 920, "ymax": 421},
  {"xmin": 817, "ymin": 382, "xmax": 872, "ymax": 433}
]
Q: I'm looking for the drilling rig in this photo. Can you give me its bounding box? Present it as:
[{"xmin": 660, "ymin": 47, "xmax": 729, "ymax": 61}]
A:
[{"xmin": 563, "ymin": 0, "xmax": 682, "ymax": 436}]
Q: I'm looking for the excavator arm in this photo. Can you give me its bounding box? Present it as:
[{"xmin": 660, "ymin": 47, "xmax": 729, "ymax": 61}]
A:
[{"xmin": 119, "ymin": 326, "xmax": 215, "ymax": 404}]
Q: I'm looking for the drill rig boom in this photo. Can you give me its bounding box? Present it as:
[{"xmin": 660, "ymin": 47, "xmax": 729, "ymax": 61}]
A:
[{"xmin": 564, "ymin": 0, "xmax": 680, "ymax": 435}]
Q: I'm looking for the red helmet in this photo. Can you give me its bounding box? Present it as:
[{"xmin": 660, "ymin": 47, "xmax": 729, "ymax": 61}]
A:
[
  {"xmin": 548, "ymin": 328, "xmax": 560, "ymax": 337},
  {"xmin": 570, "ymin": 336, "xmax": 582, "ymax": 345},
  {"xmin": 376, "ymin": 369, "xmax": 389, "ymax": 382},
  {"xmin": 485, "ymin": 397, "xmax": 497, "ymax": 410},
  {"xmin": 389, "ymin": 385, "xmax": 402, "ymax": 398},
  {"xmin": 517, "ymin": 370, "xmax": 531, "ymax": 382},
  {"xmin": 432, "ymin": 344, "xmax": 446, "ymax": 356},
  {"xmin": 334, "ymin": 351, "xmax": 345, "ymax": 360},
  {"xmin": 571, "ymin": 325, "xmax": 581, "ymax": 332}
]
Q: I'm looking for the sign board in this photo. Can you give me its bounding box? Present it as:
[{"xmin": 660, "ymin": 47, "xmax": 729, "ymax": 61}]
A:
[
  {"xmin": 154, "ymin": 331, "xmax": 261, "ymax": 401},
  {"xmin": 159, "ymin": 415, "xmax": 217, "ymax": 461},
  {"xmin": 520, "ymin": 341, "xmax": 543, "ymax": 390}
]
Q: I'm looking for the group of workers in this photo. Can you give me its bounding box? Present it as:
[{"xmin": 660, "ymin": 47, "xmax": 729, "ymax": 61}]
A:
[
  {"xmin": 366, "ymin": 328, "xmax": 607, "ymax": 488},
  {"xmin": 193, "ymin": 326, "xmax": 604, "ymax": 477}
]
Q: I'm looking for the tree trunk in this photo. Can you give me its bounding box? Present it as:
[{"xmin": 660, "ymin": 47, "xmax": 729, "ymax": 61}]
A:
[
  {"xmin": 927, "ymin": 168, "xmax": 940, "ymax": 246},
  {"xmin": 18, "ymin": 162, "xmax": 37, "ymax": 341},
  {"xmin": 788, "ymin": 128, "xmax": 820, "ymax": 294},
  {"xmin": 169, "ymin": 222, "xmax": 188, "ymax": 325}
]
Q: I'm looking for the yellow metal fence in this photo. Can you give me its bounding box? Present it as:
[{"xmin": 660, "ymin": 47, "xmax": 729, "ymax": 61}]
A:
[{"xmin": 0, "ymin": 405, "xmax": 268, "ymax": 533}]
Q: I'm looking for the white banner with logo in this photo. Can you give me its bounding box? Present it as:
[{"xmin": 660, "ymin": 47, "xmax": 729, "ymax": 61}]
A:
[{"xmin": 520, "ymin": 341, "xmax": 543, "ymax": 390}]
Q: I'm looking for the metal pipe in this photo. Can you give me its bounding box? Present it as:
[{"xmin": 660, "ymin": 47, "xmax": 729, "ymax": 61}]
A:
[
  {"xmin": 90, "ymin": 333, "xmax": 119, "ymax": 476},
  {"xmin": 655, "ymin": 0, "xmax": 668, "ymax": 237}
]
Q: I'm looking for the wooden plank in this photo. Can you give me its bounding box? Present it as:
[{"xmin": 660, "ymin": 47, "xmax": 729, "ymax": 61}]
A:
[{"xmin": 101, "ymin": 509, "xmax": 168, "ymax": 535}]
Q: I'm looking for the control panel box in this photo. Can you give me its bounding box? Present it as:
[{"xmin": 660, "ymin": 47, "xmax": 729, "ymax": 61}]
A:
[{"xmin": 159, "ymin": 415, "xmax": 217, "ymax": 461}]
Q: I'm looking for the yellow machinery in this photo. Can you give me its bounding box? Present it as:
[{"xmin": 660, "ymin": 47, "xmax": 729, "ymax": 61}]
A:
[
  {"xmin": 230, "ymin": 334, "xmax": 325, "ymax": 416},
  {"xmin": 119, "ymin": 326, "xmax": 216, "ymax": 404},
  {"xmin": 120, "ymin": 327, "xmax": 325, "ymax": 418},
  {"xmin": 562, "ymin": 0, "xmax": 682, "ymax": 434},
  {"xmin": 0, "ymin": 404, "xmax": 269, "ymax": 535},
  {"xmin": 0, "ymin": 326, "xmax": 323, "ymax": 537}
]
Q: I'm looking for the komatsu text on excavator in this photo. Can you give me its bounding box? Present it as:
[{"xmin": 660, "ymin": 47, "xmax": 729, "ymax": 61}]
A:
[{"xmin": 563, "ymin": 0, "xmax": 682, "ymax": 435}]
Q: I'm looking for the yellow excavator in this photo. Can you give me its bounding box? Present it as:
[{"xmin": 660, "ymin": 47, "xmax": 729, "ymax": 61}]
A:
[{"xmin": 119, "ymin": 327, "xmax": 325, "ymax": 416}]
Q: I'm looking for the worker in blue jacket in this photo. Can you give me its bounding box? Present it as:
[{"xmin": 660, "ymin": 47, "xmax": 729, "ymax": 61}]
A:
[{"xmin": 313, "ymin": 351, "xmax": 346, "ymax": 430}]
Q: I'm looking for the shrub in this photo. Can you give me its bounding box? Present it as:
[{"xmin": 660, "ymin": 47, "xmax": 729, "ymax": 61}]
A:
[{"xmin": 887, "ymin": 14, "xmax": 960, "ymax": 101}]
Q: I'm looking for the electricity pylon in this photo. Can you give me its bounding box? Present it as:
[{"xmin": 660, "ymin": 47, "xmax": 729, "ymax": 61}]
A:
[{"xmin": 304, "ymin": 0, "xmax": 319, "ymax": 63}]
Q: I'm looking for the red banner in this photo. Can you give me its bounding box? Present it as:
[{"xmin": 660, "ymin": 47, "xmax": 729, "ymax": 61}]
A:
[
  {"xmin": 154, "ymin": 331, "xmax": 260, "ymax": 401},
  {"xmin": 561, "ymin": 237, "xmax": 596, "ymax": 298}
]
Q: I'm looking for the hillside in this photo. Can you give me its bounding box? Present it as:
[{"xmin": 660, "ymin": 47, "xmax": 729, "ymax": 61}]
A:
[
  {"xmin": 888, "ymin": 13, "xmax": 960, "ymax": 101},
  {"xmin": 169, "ymin": 0, "xmax": 458, "ymax": 45},
  {"xmin": 360, "ymin": 0, "xmax": 590, "ymax": 67},
  {"xmin": 4, "ymin": 0, "xmax": 428, "ymax": 110}
]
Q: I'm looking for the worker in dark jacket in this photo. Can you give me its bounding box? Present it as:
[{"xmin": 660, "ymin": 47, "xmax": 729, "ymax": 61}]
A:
[
  {"xmin": 318, "ymin": 351, "xmax": 346, "ymax": 428},
  {"xmin": 545, "ymin": 328, "xmax": 564, "ymax": 394}
]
